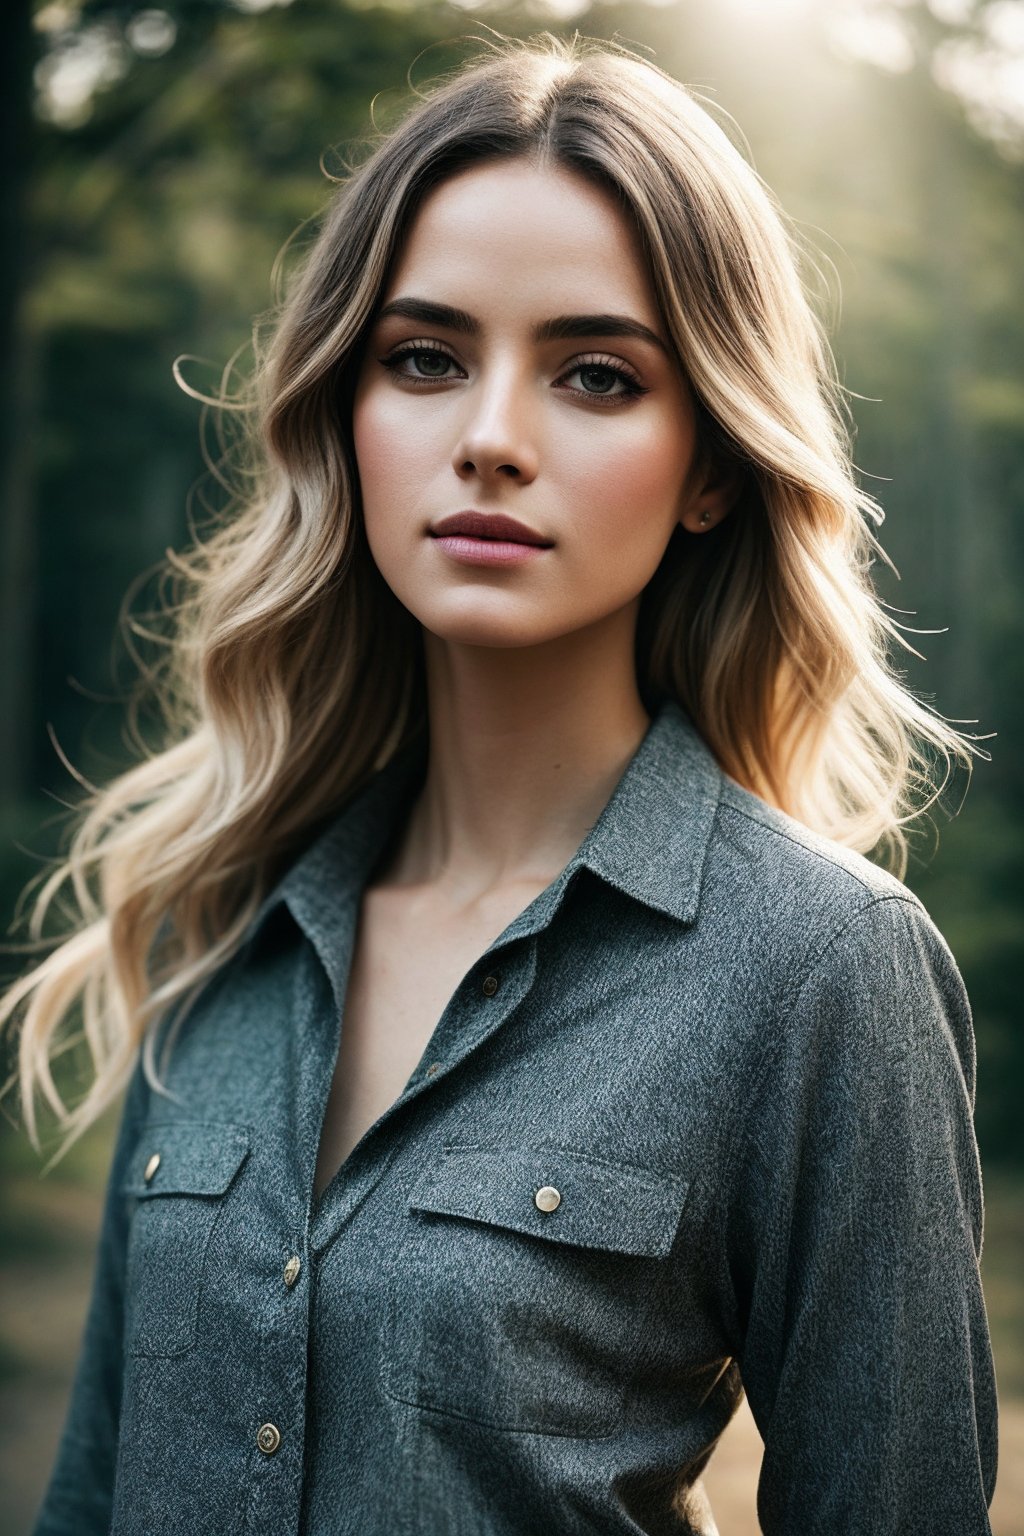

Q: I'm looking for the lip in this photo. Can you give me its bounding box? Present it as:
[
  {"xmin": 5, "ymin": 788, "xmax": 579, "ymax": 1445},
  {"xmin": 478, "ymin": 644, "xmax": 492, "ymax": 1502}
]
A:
[
  {"xmin": 430, "ymin": 534, "xmax": 549, "ymax": 567},
  {"xmin": 428, "ymin": 510, "xmax": 554, "ymax": 569},
  {"xmin": 429, "ymin": 511, "xmax": 553, "ymax": 547}
]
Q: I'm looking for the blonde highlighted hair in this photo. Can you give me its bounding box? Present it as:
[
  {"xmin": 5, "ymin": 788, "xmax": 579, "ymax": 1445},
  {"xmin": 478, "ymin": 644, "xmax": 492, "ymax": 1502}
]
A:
[{"xmin": 2, "ymin": 32, "xmax": 976, "ymax": 1151}]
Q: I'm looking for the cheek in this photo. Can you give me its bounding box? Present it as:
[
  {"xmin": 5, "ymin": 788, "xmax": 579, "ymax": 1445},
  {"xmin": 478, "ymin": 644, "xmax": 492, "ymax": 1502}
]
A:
[
  {"xmin": 351, "ymin": 383, "xmax": 447, "ymax": 605},
  {"xmin": 352, "ymin": 387, "xmax": 401, "ymax": 511},
  {"xmin": 566, "ymin": 410, "xmax": 692, "ymax": 551}
]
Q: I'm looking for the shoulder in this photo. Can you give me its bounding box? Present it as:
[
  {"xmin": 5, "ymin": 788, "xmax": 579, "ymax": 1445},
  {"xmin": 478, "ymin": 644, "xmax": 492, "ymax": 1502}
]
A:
[
  {"xmin": 707, "ymin": 780, "xmax": 974, "ymax": 1087},
  {"xmin": 714, "ymin": 774, "xmax": 911, "ymax": 908},
  {"xmin": 703, "ymin": 776, "xmax": 966, "ymax": 1021},
  {"xmin": 710, "ymin": 775, "xmax": 926, "ymax": 936}
]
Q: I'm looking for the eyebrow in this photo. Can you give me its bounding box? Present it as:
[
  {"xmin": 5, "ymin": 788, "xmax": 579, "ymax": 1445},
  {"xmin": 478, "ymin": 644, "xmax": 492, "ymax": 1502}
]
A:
[{"xmin": 375, "ymin": 297, "xmax": 667, "ymax": 353}]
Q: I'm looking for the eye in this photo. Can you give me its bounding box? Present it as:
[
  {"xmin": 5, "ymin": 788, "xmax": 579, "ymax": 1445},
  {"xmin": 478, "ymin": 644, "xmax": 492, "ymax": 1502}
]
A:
[
  {"xmin": 379, "ymin": 342, "xmax": 464, "ymax": 384},
  {"xmin": 557, "ymin": 354, "xmax": 648, "ymax": 404},
  {"xmin": 377, "ymin": 342, "xmax": 649, "ymax": 402}
]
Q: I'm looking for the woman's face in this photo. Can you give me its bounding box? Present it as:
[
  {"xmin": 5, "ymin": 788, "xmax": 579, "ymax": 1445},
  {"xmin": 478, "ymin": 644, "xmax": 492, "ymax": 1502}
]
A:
[{"xmin": 352, "ymin": 157, "xmax": 722, "ymax": 650}]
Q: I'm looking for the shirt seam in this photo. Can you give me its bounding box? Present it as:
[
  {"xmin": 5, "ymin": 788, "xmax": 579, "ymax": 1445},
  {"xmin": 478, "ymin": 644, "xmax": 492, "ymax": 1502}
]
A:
[
  {"xmin": 718, "ymin": 796, "xmax": 914, "ymax": 900},
  {"xmin": 437, "ymin": 1138, "xmax": 688, "ymax": 1186}
]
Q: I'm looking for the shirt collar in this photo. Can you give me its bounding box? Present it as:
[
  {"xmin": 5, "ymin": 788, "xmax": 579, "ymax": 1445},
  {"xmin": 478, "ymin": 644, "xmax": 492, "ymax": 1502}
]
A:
[
  {"xmin": 575, "ymin": 696, "xmax": 723, "ymax": 924},
  {"xmin": 245, "ymin": 696, "xmax": 722, "ymax": 950}
]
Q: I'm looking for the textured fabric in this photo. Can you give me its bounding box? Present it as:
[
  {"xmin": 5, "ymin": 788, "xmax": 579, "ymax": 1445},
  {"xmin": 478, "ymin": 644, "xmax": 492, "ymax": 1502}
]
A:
[{"xmin": 32, "ymin": 699, "xmax": 997, "ymax": 1535}]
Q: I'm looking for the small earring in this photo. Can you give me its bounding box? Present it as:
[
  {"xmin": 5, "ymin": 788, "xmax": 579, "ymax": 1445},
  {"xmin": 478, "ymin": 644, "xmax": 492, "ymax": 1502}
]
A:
[{"xmin": 698, "ymin": 509, "xmax": 712, "ymax": 528}]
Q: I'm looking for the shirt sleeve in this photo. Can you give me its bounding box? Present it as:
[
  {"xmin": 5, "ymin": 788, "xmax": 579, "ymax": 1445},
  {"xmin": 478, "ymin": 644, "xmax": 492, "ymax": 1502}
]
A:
[
  {"xmin": 726, "ymin": 893, "xmax": 998, "ymax": 1535},
  {"xmin": 31, "ymin": 1053, "xmax": 149, "ymax": 1536}
]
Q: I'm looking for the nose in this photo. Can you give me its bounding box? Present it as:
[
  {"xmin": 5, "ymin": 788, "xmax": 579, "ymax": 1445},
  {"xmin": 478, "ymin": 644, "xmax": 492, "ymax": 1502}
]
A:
[{"xmin": 451, "ymin": 365, "xmax": 540, "ymax": 486}]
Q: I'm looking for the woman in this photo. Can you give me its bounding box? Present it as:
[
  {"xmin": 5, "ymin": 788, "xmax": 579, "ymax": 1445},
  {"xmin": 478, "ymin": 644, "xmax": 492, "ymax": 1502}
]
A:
[{"xmin": 6, "ymin": 32, "xmax": 996, "ymax": 1536}]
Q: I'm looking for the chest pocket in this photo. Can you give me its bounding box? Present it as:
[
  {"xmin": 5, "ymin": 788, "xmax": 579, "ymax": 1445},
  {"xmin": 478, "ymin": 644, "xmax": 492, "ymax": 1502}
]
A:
[
  {"xmin": 381, "ymin": 1143, "xmax": 689, "ymax": 1438},
  {"xmin": 120, "ymin": 1121, "xmax": 250, "ymax": 1358}
]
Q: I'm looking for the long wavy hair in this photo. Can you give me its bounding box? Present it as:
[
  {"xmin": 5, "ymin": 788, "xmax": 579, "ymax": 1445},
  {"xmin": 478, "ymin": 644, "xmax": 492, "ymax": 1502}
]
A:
[{"xmin": 2, "ymin": 31, "xmax": 976, "ymax": 1152}]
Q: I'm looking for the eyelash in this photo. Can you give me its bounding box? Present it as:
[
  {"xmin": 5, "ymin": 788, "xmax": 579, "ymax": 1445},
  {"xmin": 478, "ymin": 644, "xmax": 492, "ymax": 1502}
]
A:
[{"xmin": 377, "ymin": 342, "xmax": 649, "ymax": 404}]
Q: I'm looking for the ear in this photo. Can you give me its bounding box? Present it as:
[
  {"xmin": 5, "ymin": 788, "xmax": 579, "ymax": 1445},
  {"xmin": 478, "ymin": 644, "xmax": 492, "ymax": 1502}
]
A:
[{"xmin": 677, "ymin": 458, "xmax": 742, "ymax": 535}]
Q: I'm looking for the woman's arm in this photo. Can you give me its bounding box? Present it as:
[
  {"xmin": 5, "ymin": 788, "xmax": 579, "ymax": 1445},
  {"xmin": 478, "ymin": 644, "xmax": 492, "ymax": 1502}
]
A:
[
  {"xmin": 31, "ymin": 1055, "xmax": 150, "ymax": 1536},
  {"xmin": 728, "ymin": 893, "xmax": 997, "ymax": 1535}
]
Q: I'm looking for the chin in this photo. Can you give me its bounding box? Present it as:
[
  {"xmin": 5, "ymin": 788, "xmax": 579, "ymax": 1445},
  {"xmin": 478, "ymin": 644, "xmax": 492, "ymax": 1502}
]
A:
[
  {"xmin": 405, "ymin": 596, "xmax": 570, "ymax": 651},
  {"xmin": 420, "ymin": 618, "xmax": 553, "ymax": 650}
]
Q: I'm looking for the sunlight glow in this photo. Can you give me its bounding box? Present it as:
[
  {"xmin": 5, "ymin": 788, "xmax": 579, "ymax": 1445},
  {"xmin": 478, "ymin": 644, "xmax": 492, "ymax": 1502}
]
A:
[
  {"xmin": 927, "ymin": 0, "xmax": 977, "ymax": 24},
  {"xmin": 33, "ymin": 2, "xmax": 81, "ymax": 33},
  {"xmin": 714, "ymin": 0, "xmax": 814, "ymax": 17},
  {"xmin": 449, "ymin": 0, "xmax": 591, "ymax": 12},
  {"xmin": 985, "ymin": 0, "xmax": 1024, "ymax": 53},
  {"xmin": 126, "ymin": 10, "xmax": 177, "ymax": 58},
  {"xmin": 827, "ymin": 6, "xmax": 916, "ymax": 74},
  {"xmin": 34, "ymin": 23, "xmax": 129, "ymax": 127},
  {"xmin": 933, "ymin": 30, "xmax": 1024, "ymax": 154},
  {"xmin": 229, "ymin": 0, "xmax": 296, "ymax": 14}
]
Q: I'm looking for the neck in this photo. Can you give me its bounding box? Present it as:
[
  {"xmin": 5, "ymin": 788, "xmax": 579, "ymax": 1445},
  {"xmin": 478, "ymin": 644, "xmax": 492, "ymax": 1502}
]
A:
[{"xmin": 382, "ymin": 604, "xmax": 651, "ymax": 904}]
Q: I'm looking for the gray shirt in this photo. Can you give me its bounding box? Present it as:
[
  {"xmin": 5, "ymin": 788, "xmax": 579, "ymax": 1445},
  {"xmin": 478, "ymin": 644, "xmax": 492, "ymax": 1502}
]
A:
[{"xmin": 32, "ymin": 698, "xmax": 997, "ymax": 1535}]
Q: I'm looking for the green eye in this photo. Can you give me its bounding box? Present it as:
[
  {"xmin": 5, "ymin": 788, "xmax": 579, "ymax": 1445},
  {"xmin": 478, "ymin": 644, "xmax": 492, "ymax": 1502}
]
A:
[
  {"xmin": 380, "ymin": 343, "xmax": 461, "ymax": 382},
  {"xmin": 560, "ymin": 356, "xmax": 646, "ymax": 403},
  {"xmin": 411, "ymin": 351, "xmax": 452, "ymax": 377}
]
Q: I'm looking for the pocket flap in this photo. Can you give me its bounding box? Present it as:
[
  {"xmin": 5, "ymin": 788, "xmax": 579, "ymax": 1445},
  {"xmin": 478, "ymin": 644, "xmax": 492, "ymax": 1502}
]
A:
[
  {"xmin": 408, "ymin": 1143, "xmax": 689, "ymax": 1258},
  {"xmin": 121, "ymin": 1121, "xmax": 250, "ymax": 1199}
]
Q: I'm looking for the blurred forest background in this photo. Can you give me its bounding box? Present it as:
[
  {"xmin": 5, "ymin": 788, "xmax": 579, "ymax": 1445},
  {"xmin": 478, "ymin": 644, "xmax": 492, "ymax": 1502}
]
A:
[{"xmin": 0, "ymin": 0, "xmax": 1022, "ymax": 1530}]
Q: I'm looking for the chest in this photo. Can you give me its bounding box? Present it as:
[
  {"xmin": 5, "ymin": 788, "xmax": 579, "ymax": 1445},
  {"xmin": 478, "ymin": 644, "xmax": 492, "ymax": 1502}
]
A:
[
  {"xmin": 312, "ymin": 880, "xmax": 549, "ymax": 1198},
  {"xmin": 111, "ymin": 887, "xmax": 757, "ymax": 1527}
]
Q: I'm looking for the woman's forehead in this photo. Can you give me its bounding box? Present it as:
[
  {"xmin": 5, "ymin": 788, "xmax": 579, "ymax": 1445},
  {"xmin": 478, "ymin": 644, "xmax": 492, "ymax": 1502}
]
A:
[{"xmin": 380, "ymin": 158, "xmax": 663, "ymax": 333}]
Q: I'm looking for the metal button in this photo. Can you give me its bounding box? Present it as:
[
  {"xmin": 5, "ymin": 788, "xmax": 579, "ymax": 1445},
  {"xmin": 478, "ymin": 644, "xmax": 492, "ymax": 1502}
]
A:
[
  {"xmin": 534, "ymin": 1185, "xmax": 561, "ymax": 1213},
  {"xmin": 143, "ymin": 1152, "xmax": 161, "ymax": 1184},
  {"xmin": 256, "ymin": 1422, "xmax": 281, "ymax": 1455},
  {"xmin": 283, "ymin": 1256, "xmax": 301, "ymax": 1289},
  {"xmin": 481, "ymin": 974, "xmax": 499, "ymax": 997}
]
